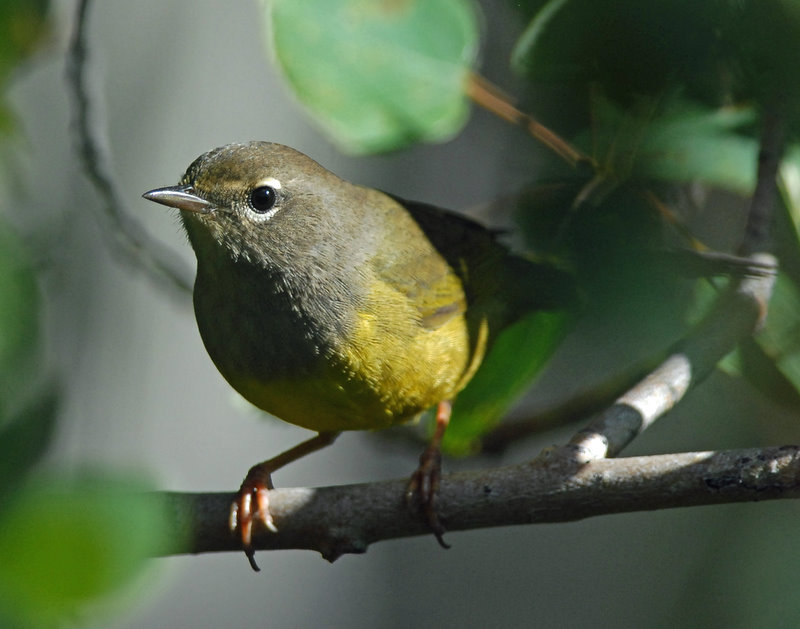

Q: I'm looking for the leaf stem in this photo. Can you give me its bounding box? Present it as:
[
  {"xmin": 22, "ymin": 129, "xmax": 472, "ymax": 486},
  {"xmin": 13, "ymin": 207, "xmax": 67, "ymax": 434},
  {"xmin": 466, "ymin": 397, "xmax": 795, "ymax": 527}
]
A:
[{"xmin": 465, "ymin": 73, "xmax": 592, "ymax": 168}]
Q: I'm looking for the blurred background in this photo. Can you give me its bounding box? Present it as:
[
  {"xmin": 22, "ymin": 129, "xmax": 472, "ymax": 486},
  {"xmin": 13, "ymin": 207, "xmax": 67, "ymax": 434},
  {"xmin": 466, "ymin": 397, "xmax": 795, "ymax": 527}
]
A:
[{"xmin": 3, "ymin": 1, "xmax": 800, "ymax": 627}]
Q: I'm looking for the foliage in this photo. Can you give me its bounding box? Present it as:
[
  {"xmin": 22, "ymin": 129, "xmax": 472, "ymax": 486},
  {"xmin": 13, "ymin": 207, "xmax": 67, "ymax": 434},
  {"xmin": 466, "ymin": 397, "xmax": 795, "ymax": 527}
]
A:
[
  {"xmin": 0, "ymin": 0, "xmax": 49, "ymax": 135},
  {"xmin": 266, "ymin": 0, "xmax": 800, "ymax": 453},
  {"xmin": 0, "ymin": 475, "xmax": 172, "ymax": 629},
  {"xmin": 0, "ymin": 4, "xmax": 172, "ymax": 627},
  {"xmin": 267, "ymin": 0, "xmax": 478, "ymax": 153},
  {"xmin": 4, "ymin": 0, "xmax": 800, "ymax": 624}
]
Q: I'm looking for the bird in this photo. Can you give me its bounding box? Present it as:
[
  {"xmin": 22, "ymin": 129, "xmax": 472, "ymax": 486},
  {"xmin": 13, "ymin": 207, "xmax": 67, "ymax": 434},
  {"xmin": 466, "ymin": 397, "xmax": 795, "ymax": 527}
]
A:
[{"xmin": 143, "ymin": 141, "xmax": 578, "ymax": 570}]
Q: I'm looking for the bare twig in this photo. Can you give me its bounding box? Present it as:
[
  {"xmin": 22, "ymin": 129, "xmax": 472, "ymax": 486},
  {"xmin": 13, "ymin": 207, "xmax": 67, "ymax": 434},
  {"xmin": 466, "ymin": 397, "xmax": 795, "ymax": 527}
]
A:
[
  {"xmin": 66, "ymin": 0, "xmax": 193, "ymax": 294},
  {"xmin": 466, "ymin": 73, "xmax": 592, "ymax": 168},
  {"xmin": 156, "ymin": 445, "xmax": 800, "ymax": 561},
  {"xmin": 567, "ymin": 256, "xmax": 776, "ymax": 462},
  {"xmin": 740, "ymin": 100, "xmax": 785, "ymax": 256}
]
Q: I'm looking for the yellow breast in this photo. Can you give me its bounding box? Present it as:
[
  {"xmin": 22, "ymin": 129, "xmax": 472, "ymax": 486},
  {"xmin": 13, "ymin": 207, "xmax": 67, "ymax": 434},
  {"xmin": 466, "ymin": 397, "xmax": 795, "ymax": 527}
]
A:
[{"xmin": 227, "ymin": 280, "xmax": 489, "ymax": 433}]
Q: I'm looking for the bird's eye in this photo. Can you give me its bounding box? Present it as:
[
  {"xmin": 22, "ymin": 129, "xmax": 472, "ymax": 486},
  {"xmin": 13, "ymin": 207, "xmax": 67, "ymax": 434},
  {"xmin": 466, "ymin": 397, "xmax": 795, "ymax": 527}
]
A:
[{"xmin": 249, "ymin": 185, "xmax": 278, "ymax": 213}]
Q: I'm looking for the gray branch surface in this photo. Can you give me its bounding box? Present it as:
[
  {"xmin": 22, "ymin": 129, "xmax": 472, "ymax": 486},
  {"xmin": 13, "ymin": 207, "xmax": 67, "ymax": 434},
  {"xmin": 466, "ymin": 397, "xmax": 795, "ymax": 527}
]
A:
[{"xmin": 158, "ymin": 445, "xmax": 800, "ymax": 562}]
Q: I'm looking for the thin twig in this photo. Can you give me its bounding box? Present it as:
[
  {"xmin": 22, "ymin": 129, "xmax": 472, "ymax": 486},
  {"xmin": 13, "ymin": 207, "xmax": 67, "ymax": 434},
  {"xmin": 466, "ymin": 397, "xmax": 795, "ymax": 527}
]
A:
[
  {"xmin": 567, "ymin": 255, "xmax": 776, "ymax": 462},
  {"xmin": 466, "ymin": 73, "xmax": 592, "ymax": 168},
  {"xmin": 740, "ymin": 100, "xmax": 785, "ymax": 256},
  {"xmin": 66, "ymin": 0, "xmax": 193, "ymax": 294},
  {"xmin": 155, "ymin": 445, "xmax": 800, "ymax": 561},
  {"xmin": 479, "ymin": 356, "xmax": 661, "ymax": 455}
]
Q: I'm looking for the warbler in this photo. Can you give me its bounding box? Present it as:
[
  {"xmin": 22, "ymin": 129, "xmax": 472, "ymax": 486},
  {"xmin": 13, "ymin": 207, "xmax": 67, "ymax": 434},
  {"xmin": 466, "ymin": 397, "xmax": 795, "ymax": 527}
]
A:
[{"xmin": 143, "ymin": 141, "xmax": 578, "ymax": 569}]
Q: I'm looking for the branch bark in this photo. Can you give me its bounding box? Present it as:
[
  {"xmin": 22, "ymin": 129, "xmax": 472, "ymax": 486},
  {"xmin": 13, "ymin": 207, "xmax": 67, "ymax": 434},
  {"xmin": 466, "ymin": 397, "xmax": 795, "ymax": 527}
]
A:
[
  {"xmin": 157, "ymin": 445, "xmax": 800, "ymax": 562},
  {"xmin": 568, "ymin": 255, "xmax": 776, "ymax": 462}
]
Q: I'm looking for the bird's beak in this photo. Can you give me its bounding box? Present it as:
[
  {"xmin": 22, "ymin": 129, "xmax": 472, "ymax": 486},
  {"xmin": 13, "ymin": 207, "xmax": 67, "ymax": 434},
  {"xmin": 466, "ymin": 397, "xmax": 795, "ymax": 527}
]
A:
[{"xmin": 142, "ymin": 185, "xmax": 214, "ymax": 214}]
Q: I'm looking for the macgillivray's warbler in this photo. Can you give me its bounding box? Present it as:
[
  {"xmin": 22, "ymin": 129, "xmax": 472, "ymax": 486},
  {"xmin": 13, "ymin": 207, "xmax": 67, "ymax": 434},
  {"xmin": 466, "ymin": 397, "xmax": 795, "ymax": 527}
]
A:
[{"xmin": 143, "ymin": 141, "xmax": 579, "ymax": 569}]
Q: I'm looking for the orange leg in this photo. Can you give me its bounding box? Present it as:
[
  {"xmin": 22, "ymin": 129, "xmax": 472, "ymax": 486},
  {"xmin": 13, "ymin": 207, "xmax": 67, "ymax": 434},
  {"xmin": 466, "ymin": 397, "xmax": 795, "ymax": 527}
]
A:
[
  {"xmin": 230, "ymin": 431, "xmax": 340, "ymax": 571},
  {"xmin": 405, "ymin": 400, "xmax": 452, "ymax": 549}
]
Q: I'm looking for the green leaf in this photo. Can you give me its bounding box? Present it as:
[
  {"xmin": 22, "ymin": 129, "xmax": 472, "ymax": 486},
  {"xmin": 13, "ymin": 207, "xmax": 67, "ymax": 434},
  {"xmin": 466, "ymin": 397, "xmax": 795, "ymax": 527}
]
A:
[
  {"xmin": 753, "ymin": 273, "xmax": 800, "ymax": 396},
  {"xmin": 0, "ymin": 385, "xmax": 59, "ymax": 498},
  {"xmin": 729, "ymin": 339, "xmax": 800, "ymax": 411},
  {"xmin": 0, "ymin": 0, "xmax": 49, "ymax": 141},
  {"xmin": 636, "ymin": 103, "xmax": 757, "ymax": 194},
  {"xmin": 0, "ymin": 0, "xmax": 49, "ymax": 74},
  {"xmin": 581, "ymin": 96, "xmax": 758, "ymax": 195},
  {"xmin": 0, "ymin": 218, "xmax": 42, "ymax": 424},
  {"xmin": 511, "ymin": 0, "xmax": 736, "ymax": 103},
  {"xmin": 511, "ymin": 0, "xmax": 574, "ymax": 80},
  {"xmin": 780, "ymin": 144, "xmax": 800, "ymax": 250},
  {"xmin": 267, "ymin": 0, "xmax": 480, "ymax": 153},
  {"xmin": 444, "ymin": 310, "xmax": 571, "ymax": 455},
  {"xmin": 0, "ymin": 475, "xmax": 172, "ymax": 629}
]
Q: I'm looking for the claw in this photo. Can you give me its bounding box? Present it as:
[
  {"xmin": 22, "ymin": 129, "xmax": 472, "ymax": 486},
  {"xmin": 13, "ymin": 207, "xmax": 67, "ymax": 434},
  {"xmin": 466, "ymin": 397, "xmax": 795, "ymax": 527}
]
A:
[
  {"xmin": 230, "ymin": 466, "xmax": 275, "ymax": 572},
  {"xmin": 405, "ymin": 400, "xmax": 452, "ymax": 549},
  {"xmin": 406, "ymin": 444, "xmax": 450, "ymax": 548},
  {"xmin": 227, "ymin": 432, "xmax": 341, "ymax": 572}
]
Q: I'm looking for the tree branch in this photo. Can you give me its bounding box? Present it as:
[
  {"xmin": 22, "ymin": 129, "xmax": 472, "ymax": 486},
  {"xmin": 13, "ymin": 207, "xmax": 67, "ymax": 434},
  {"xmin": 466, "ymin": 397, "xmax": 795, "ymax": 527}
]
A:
[
  {"xmin": 156, "ymin": 445, "xmax": 800, "ymax": 562},
  {"xmin": 565, "ymin": 99, "xmax": 783, "ymax": 462},
  {"xmin": 567, "ymin": 255, "xmax": 776, "ymax": 462},
  {"xmin": 66, "ymin": 0, "xmax": 193, "ymax": 294},
  {"xmin": 740, "ymin": 99, "xmax": 784, "ymax": 256}
]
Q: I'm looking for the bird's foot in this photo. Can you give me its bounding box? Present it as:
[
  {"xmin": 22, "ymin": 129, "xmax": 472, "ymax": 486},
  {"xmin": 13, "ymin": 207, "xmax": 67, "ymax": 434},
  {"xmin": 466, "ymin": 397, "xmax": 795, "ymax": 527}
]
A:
[
  {"xmin": 229, "ymin": 463, "xmax": 278, "ymax": 572},
  {"xmin": 405, "ymin": 441, "xmax": 450, "ymax": 549}
]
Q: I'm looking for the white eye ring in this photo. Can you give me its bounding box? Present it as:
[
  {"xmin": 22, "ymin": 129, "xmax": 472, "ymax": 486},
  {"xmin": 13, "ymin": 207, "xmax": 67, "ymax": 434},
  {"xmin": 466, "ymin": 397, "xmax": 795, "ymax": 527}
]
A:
[{"xmin": 246, "ymin": 178, "xmax": 282, "ymax": 222}]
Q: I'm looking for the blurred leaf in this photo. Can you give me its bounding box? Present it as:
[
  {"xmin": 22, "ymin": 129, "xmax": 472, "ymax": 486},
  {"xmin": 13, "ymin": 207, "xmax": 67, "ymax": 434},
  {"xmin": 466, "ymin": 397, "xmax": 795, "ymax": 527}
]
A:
[
  {"xmin": 583, "ymin": 96, "xmax": 757, "ymax": 195},
  {"xmin": 721, "ymin": 0, "xmax": 800, "ymax": 120},
  {"xmin": 511, "ymin": 0, "xmax": 576, "ymax": 82},
  {"xmin": 0, "ymin": 0, "xmax": 49, "ymax": 140},
  {"xmin": 0, "ymin": 475, "xmax": 171, "ymax": 629},
  {"xmin": 684, "ymin": 275, "xmax": 724, "ymax": 328},
  {"xmin": 266, "ymin": 0, "xmax": 479, "ymax": 153},
  {"xmin": 511, "ymin": 0, "xmax": 726, "ymax": 102},
  {"xmin": 0, "ymin": 0, "xmax": 49, "ymax": 72},
  {"xmin": 0, "ymin": 384, "xmax": 58, "ymax": 498},
  {"xmin": 688, "ymin": 265, "xmax": 800, "ymax": 408},
  {"xmin": 505, "ymin": 0, "xmax": 550, "ymax": 20},
  {"xmin": 444, "ymin": 310, "xmax": 571, "ymax": 455},
  {"xmin": 733, "ymin": 339, "xmax": 800, "ymax": 411},
  {"xmin": 753, "ymin": 273, "xmax": 800, "ymax": 396},
  {"xmin": 637, "ymin": 103, "xmax": 757, "ymax": 194},
  {"xmin": 0, "ymin": 218, "xmax": 42, "ymax": 424},
  {"xmin": 512, "ymin": 0, "xmax": 800, "ymax": 140},
  {"xmin": 780, "ymin": 144, "xmax": 800, "ymax": 252}
]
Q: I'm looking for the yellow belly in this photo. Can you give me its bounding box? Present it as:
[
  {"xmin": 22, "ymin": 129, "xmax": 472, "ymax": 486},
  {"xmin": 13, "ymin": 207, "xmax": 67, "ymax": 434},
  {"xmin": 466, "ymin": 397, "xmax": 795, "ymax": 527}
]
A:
[{"xmin": 227, "ymin": 312, "xmax": 489, "ymax": 433}]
